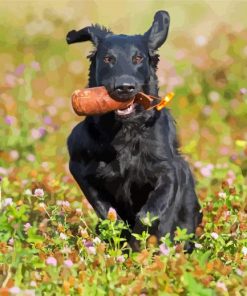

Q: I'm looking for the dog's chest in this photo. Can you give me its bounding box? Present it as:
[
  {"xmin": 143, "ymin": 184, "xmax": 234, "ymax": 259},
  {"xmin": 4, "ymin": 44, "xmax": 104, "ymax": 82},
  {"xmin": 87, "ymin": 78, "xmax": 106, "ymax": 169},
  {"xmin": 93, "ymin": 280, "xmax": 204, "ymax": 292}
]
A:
[
  {"xmin": 95, "ymin": 124, "xmax": 156, "ymax": 212},
  {"xmin": 96, "ymin": 122, "xmax": 157, "ymax": 186}
]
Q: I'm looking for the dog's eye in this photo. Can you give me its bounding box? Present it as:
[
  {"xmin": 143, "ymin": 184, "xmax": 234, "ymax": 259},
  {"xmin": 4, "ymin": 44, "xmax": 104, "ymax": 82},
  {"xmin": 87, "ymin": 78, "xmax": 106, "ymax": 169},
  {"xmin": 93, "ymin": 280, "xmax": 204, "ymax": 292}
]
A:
[
  {"xmin": 103, "ymin": 56, "xmax": 114, "ymax": 64},
  {"xmin": 132, "ymin": 55, "xmax": 143, "ymax": 64}
]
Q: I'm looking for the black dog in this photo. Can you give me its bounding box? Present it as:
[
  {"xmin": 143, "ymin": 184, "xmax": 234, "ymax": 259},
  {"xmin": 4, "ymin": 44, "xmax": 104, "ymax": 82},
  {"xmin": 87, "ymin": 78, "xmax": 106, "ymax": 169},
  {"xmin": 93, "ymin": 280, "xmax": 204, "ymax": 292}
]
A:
[{"xmin": 66, "ymin": 11, "xmax": 202, "ymax": 251}]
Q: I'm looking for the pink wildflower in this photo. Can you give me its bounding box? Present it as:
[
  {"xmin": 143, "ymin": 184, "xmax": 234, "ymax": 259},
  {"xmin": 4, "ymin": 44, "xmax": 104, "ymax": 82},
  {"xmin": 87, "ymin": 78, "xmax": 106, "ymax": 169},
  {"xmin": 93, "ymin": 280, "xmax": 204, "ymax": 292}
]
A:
[
  {"xmin": 64, "ymin": 259, "xmax": 73, "ymax": 268},
  {"xmin": 34, "ymin": 188, "xmax": 44, "ymax": 197},
  {"xmin": 30, "ymin": 281, "xmax": 37, "ymax": 287},
  {"xmin": 242, "ymin": 246, "xmax": 247, "ymax": 256},
  {"xmin": 5, "ymin": 115, "xmax": 15, "ymax": 126},
  {"xmin": 195, "ymin": 243, "xmax": 203, "ymax": 249},
  {"xmin": 8, "ymin": 238, "xmax": 14, "ymax": 246},
  {"xmin": 63, "ymin": 201, "xmax": 70, "ymax": 207},
  {"xmin": 26, "ymin": 154, "xmax": 36, "ymax": 162},
  {"xmin": 15, "ymin": 64, "xmax": 25, "ymax": 76},
  {"xmin": 226, "ymin": 170, "xmax": 236, "ymax": 186},
  {"xmin": 200, "ymin": 164, "xmax": 214, "ymax": 177},
  {"xmin": 24, "ymin": 223, "xmax": 31, "ymax": 232},
  {"xmin": 240, "ymin": 88, "xmax": 247, "ymax": 95},
  {"xmin": 9, "ymin": 286, "xmax": 21, "ymax": 294},
  {"xmin": 216, "ymin": 282, "xmax": 227, "ymax": 292},
  {"xmin": 9, "ymin": 150, "xmax": 19, "ymax": 160},
  {"xmin": 219, "ymin": 146, "xmax": 229, "ymax": 155},
  {"xmin": 223, "ymin": 211, "xmax": 231, "ymax": 219},
  {"xmin": 208, "ymin": 91, "xmax": 220, "ymax": 102},
  {"xmin": 93, "ymin": 237, "xmax": 101, "ymax": 245},
  {"xmin": 56, "ymin": 200, "xmax": 70, "ymax": 207},
  {"xmin": 87, "ymin": 246, "xmax": 96, "ymax": 255},
  {"xmin": 31, "ymin": 128, "xmax": 42, "ymax": 140},
  {"xmin": 31, "ymin": 61, "xmax": 40, "ymax": 71},
  {"xmin": 46, "ymin": 256, "xmax": 57, "ymax": 266},
  {"xmin": 38, "ymin": 127, "xmax": 46, "ymax": 137},
  {"xmin": 0, "ymin": 167, "xmax": 8, "ymax": 177},
  {"xmin": 218, "ymin": 192, "xmax": 226, "ymax": 198},
  {"xmin": 159, "ymin": 243, "xmax": 170, "ymax": 256},
  {"xmin": 236, "ymin": 269, "xmax": 243, "ymax": 276},
  {"xmin": 2, "ymin": 197, "xmax": 13, "ymax": 207},
  {"xmin": 44, "ymin": 116, "xmax": 52, "ymax": 125},
  {"xmin": 194, "ymin": 161, "xmax": 202, "ymax": 168},
  {"xmin": 5, "ymin": 74, "xmax": 16, "ymax": 87},
  {"xmin": 83, "ymin": 240, "xmax": 93, "ymax": 248},
  {"xmin": 107, "ymin": 207, "xmax": 117, "ymax": 221},
  {"xmin": 116, "ymin": 255, "xmax": 125, "ymax": 263},
  {"xmin": 227, "ymin": 178, "xmax": 233, "ymax": 186},
  {"xmin": 60, "ymin": 233, "xmax": 67, "ymax": 240},
  {"xmin": 211, "ymin": 232, "xmax": 219, "ymax": 240}
]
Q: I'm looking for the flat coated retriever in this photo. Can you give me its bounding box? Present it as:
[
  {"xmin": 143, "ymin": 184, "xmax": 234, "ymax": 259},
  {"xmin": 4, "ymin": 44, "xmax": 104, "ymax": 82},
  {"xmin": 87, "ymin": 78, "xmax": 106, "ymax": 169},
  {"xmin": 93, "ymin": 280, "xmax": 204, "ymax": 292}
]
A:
[{"xmin": 66, "ymin": 11, "xmax": 202, "ymax": 251}]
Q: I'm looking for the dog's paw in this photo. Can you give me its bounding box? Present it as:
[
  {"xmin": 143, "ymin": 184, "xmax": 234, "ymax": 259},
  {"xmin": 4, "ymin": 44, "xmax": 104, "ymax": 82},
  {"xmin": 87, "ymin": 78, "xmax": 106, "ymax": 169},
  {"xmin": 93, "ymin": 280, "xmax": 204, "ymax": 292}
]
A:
[
  {"xmin": 184, "ymin": 241, "xmax": 195, "ymax": 254},
  {"xmin": 128, "ymin": 237, "xmax": 141, "ymax": 252}
]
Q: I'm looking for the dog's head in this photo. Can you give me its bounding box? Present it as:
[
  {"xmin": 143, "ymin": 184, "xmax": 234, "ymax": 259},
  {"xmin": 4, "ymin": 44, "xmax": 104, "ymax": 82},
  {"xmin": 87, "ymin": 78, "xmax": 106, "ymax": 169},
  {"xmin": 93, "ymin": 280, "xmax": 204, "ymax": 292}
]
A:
[{"xmin": 66, "ymin": 11, "xmax": 170, "ymax": 102}]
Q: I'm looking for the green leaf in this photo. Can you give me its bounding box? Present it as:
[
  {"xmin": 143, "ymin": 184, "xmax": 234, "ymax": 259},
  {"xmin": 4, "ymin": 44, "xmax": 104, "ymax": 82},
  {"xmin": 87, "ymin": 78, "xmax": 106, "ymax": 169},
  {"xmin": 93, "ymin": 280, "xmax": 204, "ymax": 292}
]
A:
[
  {"xmin": 183, "ymin": 272, "xmax": 215, "ymax": 296},
  {"xmin": 197, "ymin": 250, "xmax": 212, "ymax": 268}
]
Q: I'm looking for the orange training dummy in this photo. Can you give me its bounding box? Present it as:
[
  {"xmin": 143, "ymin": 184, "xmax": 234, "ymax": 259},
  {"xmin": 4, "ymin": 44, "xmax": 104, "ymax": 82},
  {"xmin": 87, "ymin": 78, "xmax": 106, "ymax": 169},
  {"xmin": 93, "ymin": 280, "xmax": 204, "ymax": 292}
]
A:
[
  {"xmin": 71, "ymin": 86, "xmax": 174, "ymax": 116},
  {"xmin": 71, "ymin": 86, "xmax": 134, "ymax": 116}
]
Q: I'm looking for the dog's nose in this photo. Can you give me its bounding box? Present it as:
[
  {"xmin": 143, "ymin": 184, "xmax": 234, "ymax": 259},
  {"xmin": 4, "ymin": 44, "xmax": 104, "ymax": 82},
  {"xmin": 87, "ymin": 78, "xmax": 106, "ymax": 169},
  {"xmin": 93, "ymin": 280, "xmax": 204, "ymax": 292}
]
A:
[{"xmin": 115, "ymin": 83, "xmax": 136, "ymax": 94}]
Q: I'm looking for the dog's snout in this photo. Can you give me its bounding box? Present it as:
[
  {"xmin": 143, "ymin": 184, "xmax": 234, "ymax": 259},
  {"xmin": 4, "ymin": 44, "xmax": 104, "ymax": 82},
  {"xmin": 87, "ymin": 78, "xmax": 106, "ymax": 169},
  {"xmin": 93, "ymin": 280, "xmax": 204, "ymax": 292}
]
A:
[
  {"xmin": 112, "ymin": 76, "xmax": 138, "ymax": 99},
  {"xmin": 115, "ymin": 83, "xmax": 136, "ymax": 93}
]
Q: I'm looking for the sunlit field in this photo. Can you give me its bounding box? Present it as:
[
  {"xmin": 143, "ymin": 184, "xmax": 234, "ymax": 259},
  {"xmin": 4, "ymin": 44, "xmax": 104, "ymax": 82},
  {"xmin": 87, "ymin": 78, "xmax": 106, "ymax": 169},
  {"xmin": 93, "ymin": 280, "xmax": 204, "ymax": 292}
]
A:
[{"xmin": 0, "ymin": 1, "xmax": 247, "ymax": 295}]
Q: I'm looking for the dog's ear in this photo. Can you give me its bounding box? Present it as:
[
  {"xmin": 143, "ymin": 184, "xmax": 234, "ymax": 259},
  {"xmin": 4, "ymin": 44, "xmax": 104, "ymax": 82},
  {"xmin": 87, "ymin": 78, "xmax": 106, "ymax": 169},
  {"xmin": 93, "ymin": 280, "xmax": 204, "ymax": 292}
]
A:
[
  {"xmin": 66, "ymin": 25, "xmax": 112, "ymax": 47},
  {"xmin": 144, "ymin": 11, "xmax": 170, "ymax": 50}
]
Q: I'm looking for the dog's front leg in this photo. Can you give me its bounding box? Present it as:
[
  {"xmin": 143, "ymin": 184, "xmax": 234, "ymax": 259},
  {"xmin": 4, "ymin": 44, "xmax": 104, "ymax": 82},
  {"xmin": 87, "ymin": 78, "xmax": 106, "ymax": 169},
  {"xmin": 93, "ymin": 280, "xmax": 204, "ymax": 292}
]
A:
[
  {"xmin": 129, "ymin": 169, "xmax": 178, "ymax": 250},
  {"xmin": 69, "ymin": 160, "xmax": 113, "ymax": 219}
]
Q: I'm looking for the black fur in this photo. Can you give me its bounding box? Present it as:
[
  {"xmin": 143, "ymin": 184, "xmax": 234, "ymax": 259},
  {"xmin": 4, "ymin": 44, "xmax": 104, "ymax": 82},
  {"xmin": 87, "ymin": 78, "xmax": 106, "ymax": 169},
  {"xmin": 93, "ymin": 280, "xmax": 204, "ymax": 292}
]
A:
[{"xmin": 66, "ymin": 11, "xmax": 202, "ymax": 251}]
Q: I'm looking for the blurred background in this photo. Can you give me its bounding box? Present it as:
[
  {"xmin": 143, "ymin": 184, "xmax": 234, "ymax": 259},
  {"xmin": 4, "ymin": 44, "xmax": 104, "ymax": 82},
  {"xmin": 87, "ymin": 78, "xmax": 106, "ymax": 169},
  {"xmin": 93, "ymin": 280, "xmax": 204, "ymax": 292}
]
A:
[{"xmin": 0, "ymin": 0, "xmax": 246, "ymax": 200}]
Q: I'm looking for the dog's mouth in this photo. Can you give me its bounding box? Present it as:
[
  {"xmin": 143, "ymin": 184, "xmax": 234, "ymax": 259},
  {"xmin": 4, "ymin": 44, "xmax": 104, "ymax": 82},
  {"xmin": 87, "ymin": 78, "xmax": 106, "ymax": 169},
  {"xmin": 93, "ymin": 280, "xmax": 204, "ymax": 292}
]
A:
[{"xmin": 115, "ymin": 102, "xmax": 136, "ymax": 117}]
